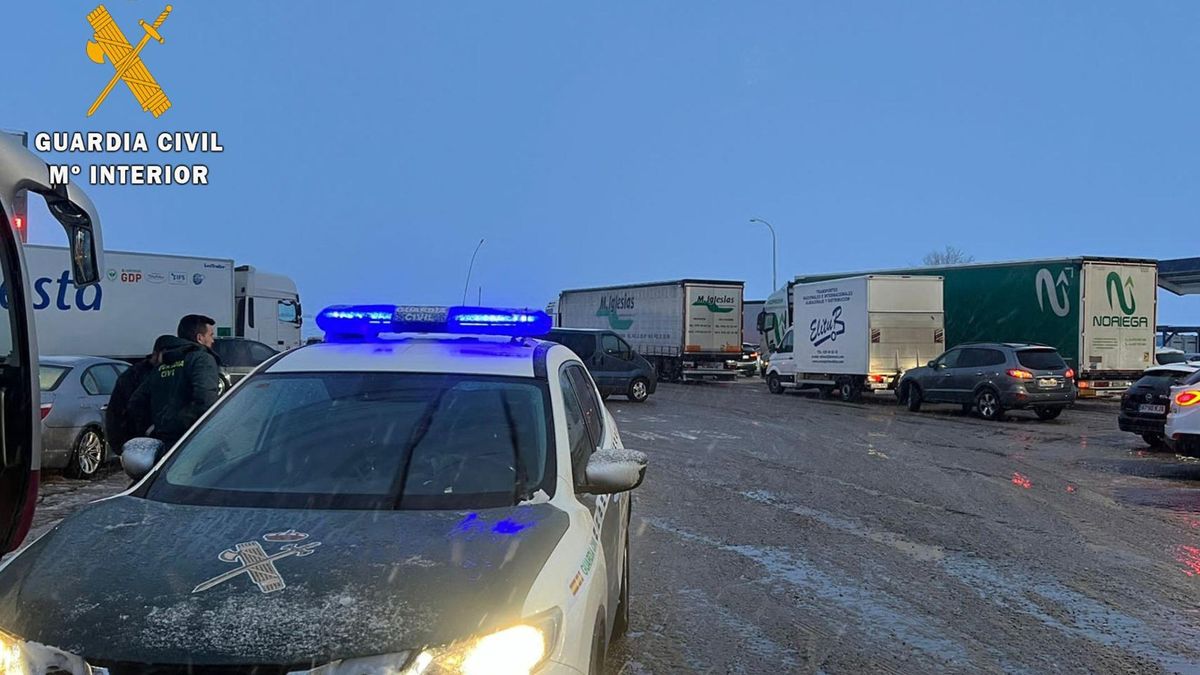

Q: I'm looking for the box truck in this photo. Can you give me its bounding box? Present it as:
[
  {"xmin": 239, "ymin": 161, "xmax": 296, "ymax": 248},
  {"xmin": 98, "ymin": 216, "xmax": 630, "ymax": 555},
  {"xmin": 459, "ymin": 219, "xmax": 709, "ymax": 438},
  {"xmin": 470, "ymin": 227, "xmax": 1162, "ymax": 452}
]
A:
[
  {"xmin": 9, "ymin": 245, "xmax": 302, "ymax": 360},
  {"xmin": 557, "ymin": 279, "xmax": 744, "ymax": 381},
  {"xmin": 761, "ymin": 276, "xmax": 945, "ymax": 401},
  {"xmin": 760, "ymin": 257, "xmax": 1158, "ymax": 395}
]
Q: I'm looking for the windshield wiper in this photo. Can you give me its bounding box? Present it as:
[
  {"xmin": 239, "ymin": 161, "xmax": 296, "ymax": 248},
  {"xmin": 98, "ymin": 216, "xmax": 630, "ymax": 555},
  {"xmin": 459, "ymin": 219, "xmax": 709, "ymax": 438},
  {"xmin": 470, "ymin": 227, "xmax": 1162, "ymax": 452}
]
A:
[
  {"xmin": 393, "ymin": 388, "xmax": 448, "ymax": 508},
  {"xmin": 499, "ymin": 392, "xmax": 532, "ymax": 503}
]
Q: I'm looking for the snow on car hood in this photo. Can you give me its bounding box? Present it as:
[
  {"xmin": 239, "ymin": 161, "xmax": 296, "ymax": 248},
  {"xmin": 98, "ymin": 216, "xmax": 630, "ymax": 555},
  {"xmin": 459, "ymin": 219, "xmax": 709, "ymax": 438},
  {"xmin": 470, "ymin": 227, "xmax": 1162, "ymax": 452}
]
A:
[{"xmin": 0, "ymin": 496, "xmax": 568, "ymax": 666}]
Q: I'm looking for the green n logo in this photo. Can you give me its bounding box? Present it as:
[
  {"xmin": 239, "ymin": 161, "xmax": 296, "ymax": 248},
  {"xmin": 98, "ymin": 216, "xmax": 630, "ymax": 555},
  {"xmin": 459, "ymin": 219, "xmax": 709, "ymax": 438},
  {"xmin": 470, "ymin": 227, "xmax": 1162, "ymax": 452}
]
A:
[{"xmin": 1105, "ymin": 272, "xmax": 1136, "ymax": 316}]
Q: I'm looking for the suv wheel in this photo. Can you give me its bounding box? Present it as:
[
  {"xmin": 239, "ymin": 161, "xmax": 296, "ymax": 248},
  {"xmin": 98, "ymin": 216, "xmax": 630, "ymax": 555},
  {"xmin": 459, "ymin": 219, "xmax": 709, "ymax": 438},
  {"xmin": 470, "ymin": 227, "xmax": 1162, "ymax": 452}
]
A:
[
  {"xmin": 906, "ymin": 385, "xmax": 923, "ymax": 412},
  {"xmin": 975, "ymin": 389, "xmax": 1005, "ymax": 421},
  {"xmin": 627, "ymin": 378, "xmax": 650, "ymax": 403},
  {"xmin": 767, "ymin": 373, "xmax": 783, "ymax": 395}
]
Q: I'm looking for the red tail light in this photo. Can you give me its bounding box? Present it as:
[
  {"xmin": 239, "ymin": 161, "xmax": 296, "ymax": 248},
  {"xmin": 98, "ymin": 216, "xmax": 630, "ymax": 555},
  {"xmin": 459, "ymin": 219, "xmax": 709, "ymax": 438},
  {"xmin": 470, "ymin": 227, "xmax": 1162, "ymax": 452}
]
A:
[
  {"xmin": 870, "ymin": 374, "xmax": 885, "ymax": 383},
  {"xmin": 1007, "ymin": 369, "xmax": 1034, "ymax": 379},
  {"xmin": 39, "ymin": 403, "xmax": 52, "ymax": 420},
  {"xmin": 1064, "ymin": 368, "xmax": 1075, "ymax": 380},
  {"xmin": 1176, "ymin": 390, "xmax": 1200, "ymax": 407}
]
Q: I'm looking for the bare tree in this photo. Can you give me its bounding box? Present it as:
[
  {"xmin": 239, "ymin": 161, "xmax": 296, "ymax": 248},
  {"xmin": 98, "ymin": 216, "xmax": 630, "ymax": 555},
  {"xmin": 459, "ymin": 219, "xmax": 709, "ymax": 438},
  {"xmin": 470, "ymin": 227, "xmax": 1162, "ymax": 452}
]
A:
[{"xmin": 922, "ymin": 245, "xmax": 975, "ymax": 266}]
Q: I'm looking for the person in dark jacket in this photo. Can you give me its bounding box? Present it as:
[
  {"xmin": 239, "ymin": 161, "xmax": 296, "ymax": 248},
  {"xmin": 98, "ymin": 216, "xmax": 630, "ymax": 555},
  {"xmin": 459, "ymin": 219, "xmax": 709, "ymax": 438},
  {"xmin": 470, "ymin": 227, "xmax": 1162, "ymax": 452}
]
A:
[
  {"xmin": 104, "ymin": 334, "xmax": 174, "ymax": 456},
  {"xmin": 129, "ymin": 314, "xmax": 222, "ymax": 450}
]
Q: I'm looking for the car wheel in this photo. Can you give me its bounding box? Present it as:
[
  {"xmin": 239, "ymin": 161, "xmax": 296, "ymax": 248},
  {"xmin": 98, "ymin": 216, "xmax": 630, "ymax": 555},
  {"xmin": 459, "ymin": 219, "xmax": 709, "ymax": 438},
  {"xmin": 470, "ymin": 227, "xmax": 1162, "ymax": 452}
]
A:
[
  {"xmin": 767, "ymin": 373, "xmax": 783, "ymax": 394},
  {"xmin": 612, "ymin": 527, "xmax": 630, "ymax": 641},
  {"xmin": 906, "ymin": 385, "xmax": 923, "ymax": 412},
  {"xmin": 65, "ymin": 427, "xmax": 106, "ymax": 480},
  {"xmin": 975, "ymin": 389, "xmax": 1005, "ymax": 421},
  {"xmin": 838, "ymin": 380, "xmax": 859, "ymax": 403},
  {"xmin": 589, "ymin": 615, "xmax": 607, "ymax": 675},
  {"xmin": 1143, "ymin": 432, "xmax": 1165, "ymax": 447},
  {"xmin": 1034, "ymin": 406, "xmax": 1062, "ymax": 421},
  {"xmin": 627, "ymin": 378, "xmax": 649, "ymax": 403}
]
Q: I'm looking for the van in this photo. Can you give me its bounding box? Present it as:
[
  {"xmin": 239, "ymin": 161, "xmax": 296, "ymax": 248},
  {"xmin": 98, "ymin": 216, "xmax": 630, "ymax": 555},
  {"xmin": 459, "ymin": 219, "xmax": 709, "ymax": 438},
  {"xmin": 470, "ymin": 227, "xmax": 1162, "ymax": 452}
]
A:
[{"xmin": 545, "ymin": 328, "xmax": 658, "ymax": 402}]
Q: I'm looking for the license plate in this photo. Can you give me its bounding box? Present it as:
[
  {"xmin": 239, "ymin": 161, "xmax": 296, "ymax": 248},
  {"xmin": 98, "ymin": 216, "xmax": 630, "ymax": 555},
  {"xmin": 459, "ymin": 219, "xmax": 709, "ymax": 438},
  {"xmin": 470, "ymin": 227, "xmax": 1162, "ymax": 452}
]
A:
[
  {"xmin": 1038, "ymin": 378, "xmax": 1059, "ymax": 388},
  {"xmin": 1139, "ymin": 404, "xmax": 1166, "ymax": 414}
]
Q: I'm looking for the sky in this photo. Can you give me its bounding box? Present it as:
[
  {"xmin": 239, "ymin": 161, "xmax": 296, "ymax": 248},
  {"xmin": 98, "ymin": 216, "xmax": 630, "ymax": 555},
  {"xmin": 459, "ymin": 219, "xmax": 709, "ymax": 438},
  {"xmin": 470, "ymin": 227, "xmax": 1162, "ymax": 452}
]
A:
[{"xmin": 2, "ymin": 1, "xmax": 1198, "ymax": 330}]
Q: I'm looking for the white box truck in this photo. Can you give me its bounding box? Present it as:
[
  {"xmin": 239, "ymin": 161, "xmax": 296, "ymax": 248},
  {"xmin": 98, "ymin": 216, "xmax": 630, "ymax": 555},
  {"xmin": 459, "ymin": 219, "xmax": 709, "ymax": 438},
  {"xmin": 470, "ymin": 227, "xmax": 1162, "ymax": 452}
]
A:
[
  {"xmin": 763, "ymin": 275, "xmax": 945, "ymax": 401},
  {"xmin": 5, "ymin": 245, "xmax": 302, "ymax": 360},
  {"xmin": 557, "ymin": 279, "xmax": 745, "ymax": 381}
]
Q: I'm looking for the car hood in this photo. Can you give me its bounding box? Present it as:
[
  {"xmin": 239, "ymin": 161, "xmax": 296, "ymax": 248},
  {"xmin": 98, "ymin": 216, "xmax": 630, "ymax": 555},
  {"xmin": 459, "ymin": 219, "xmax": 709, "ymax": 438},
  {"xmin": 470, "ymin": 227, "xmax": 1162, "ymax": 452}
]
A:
[{"xmin": 0, "ymin": 496, "xmax": 569, "ymax": 666}]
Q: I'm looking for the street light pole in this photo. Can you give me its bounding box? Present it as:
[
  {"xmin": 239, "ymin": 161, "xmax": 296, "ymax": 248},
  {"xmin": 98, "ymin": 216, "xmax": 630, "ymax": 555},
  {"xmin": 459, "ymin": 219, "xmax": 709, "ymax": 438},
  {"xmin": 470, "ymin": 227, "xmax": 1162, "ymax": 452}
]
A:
[
  {"xmin": 750, "ymin": 218, "xmax": 777, "ymax": 289},
  {"xmin": 463, "ymin": 238, "xmax": 485, "ymax": 305}
]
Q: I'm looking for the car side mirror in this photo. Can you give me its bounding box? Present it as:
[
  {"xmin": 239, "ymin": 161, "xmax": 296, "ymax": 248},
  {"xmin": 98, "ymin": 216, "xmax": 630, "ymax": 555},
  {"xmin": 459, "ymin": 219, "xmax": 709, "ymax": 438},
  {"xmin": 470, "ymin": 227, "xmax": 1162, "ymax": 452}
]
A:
[
  {"xmin": 578, "ymin": 449, "xmax": 648, "ymax": 494},
  {"xmin": 928, "ymin": 361, "xmax": 937, "ymax": 368},
  {"xmin": 757, "ymin": 312, "xmax": 776, "ymax": 332},
  {"xmin": 121, "ymin": 437, "xmax": 163, "ymax": 481}
]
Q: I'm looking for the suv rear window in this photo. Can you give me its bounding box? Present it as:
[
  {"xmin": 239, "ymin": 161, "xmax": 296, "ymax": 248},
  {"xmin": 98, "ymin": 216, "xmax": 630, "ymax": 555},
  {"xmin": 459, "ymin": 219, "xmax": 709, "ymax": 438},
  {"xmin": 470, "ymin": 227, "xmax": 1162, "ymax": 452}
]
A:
[
  {"xmin": 1184, "ymin": 370, "xmax": 1200, "ymax": 386},
  {"xmin": 1137, "ymin": 373, "xmax": 1192, "ymax": 388},
  {"xmin": 1016, "ymin": 349, "xmax": 1066, "ymax": 370}
]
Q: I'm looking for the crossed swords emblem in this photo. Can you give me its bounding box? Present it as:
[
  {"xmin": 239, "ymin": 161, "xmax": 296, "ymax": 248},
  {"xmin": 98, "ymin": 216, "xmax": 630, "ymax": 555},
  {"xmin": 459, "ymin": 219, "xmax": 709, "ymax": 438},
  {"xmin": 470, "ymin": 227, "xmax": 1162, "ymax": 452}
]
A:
[
  {"xmin": 85, "ymin": 4, "xmax": 173, "ymax": 117},
  {"xmin": 192, "ymin": 530, "xmax": 321, "ymax": 595}
]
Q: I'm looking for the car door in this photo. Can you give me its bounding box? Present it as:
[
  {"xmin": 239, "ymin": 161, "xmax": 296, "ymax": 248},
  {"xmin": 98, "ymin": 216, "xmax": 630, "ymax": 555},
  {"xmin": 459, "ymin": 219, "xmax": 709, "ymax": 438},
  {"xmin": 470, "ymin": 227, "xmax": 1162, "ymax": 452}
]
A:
[
  {"xmin": 924, "ymin": 348, "xmax": 962, "ymax": 401},
  {"xmin": 564, "ymin": 364, "xmax": 624, "ymax": 607},
  {"xmin": 965, "ymin": 348, "xmax": 1008, "ymax": 395},
  {"xmin": 773, "ymin": 329, "xmax": 796, "ymax": 378},
  {"xmin": 947, "ymin": 348, "xmax": 988, "ymax": 403},
  {"xmin": 79, "ymin": 364, "xmax": 119, "ymax": 425},
  {"xmin": 599, "ymin": 333, "xmax": 635, "ymax": 393}
]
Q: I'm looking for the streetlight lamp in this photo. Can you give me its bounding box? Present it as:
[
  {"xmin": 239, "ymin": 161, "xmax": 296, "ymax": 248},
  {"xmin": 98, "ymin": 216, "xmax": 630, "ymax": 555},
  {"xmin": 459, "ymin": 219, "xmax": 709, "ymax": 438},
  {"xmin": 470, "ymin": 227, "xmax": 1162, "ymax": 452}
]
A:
[
  {"xmin": 462, "ymin": 238, "xmax": 485, "ymax": 305},
  {"xmin": 750, "ymin": 218, "xmax": 777, "ymax": 289}
]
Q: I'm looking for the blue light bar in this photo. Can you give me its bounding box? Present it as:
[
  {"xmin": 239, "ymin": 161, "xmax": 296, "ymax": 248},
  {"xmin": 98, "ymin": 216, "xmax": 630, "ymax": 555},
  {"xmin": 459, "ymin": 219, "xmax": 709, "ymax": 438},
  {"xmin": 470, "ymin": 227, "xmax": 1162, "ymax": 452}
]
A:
[
  {"xmin": 316, "ymin": 304, "xmax": 552, "ymax": 341},
  {"xmin": 316, "ymin": 304, "xmax": 398, "ymax": 342},
  {"xmin": 447, "ymin": 306, "xmax": 552, "ymax": 336}
]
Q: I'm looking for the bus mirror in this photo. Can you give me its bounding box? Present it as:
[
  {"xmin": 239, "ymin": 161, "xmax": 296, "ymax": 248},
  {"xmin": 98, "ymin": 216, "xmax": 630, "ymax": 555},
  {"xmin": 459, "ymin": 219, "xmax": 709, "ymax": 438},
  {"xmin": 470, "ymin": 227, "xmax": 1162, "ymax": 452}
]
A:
[
  {"xmin": 69, "ymin": 227, "xmax": 98, "ymax": 285},
  {"xmin": 757, "ymin": 312, "xmax": 775, "ymax": 332}
]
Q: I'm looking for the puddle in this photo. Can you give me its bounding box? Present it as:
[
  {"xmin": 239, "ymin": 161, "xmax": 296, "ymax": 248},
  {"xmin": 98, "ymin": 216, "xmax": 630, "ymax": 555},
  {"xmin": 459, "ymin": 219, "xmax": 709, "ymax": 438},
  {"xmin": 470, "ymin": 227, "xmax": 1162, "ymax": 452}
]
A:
[{"xmin": 1077, "ymin": 458, "xmax": 1200, "ymax": 481}]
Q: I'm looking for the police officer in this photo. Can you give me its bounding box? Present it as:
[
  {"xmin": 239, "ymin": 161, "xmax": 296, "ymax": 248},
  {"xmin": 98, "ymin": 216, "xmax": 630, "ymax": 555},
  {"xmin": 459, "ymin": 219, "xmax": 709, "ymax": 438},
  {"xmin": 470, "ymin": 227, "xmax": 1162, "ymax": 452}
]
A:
[
  {"xmin": 105, "ymin": 334, "xmax": 173, "ymax": 455},
  {"xmin": 129, "ymin": 314, "xmax": 222, "ymax": 450}
]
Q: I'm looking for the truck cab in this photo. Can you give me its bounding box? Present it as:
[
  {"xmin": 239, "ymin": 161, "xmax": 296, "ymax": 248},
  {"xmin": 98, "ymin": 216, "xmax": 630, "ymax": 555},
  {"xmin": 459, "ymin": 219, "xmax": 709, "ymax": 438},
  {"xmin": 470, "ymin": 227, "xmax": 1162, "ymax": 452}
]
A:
[
  {"xmin": 0, "ymin": 134, "xmax": 103, "ymax": 553},
  {"xmin": 235, "ymin": 266, "xmax": 302, "ymax": 350}
]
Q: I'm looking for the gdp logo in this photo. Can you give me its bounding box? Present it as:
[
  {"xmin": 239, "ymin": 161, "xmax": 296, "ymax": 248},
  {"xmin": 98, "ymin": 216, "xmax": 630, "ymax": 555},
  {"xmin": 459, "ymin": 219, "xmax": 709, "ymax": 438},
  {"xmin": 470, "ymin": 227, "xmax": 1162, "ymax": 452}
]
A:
[
  {"xmin": 1105, "ymin": 272, "xmax": 1136, "ymax": 316},
  {"xmin": 1035, "ymin": 268, "xmax": 1071, "ymax": 318},
  {"xmin": 85, "ymin": 4, "xmax": 174, "ymax": 118}
]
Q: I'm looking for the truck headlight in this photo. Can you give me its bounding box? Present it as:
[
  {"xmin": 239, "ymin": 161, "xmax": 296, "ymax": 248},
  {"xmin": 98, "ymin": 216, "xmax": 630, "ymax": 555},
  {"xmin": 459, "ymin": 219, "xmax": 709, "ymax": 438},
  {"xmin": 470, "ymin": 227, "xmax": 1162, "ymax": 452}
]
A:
[{"xmin": 294, "ymin": 609, "xmax": 560, "ymax": 675}]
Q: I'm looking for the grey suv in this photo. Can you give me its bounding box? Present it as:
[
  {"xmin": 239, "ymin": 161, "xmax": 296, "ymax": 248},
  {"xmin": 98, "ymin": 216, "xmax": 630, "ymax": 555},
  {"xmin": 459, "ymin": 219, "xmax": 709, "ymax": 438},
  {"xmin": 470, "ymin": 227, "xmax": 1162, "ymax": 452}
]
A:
[{"xmin": 898, "ymin": 343, "xmax": 1076, "ymax": 421}]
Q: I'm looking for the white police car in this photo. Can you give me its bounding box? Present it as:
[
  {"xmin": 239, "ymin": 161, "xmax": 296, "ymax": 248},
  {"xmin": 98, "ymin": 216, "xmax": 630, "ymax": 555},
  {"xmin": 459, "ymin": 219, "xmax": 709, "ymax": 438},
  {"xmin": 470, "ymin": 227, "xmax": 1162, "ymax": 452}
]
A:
[{"xmin": 0, "ymin": 305, "xmax": 647, "ymax": 675}]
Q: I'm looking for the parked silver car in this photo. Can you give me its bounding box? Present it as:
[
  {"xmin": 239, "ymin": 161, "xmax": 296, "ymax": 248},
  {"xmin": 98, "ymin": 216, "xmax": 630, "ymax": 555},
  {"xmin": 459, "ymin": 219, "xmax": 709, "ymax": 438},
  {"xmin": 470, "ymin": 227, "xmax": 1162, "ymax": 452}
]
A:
[{"xmin": 40, "ymin": 356, "xmax": 129, "ymax": 479}]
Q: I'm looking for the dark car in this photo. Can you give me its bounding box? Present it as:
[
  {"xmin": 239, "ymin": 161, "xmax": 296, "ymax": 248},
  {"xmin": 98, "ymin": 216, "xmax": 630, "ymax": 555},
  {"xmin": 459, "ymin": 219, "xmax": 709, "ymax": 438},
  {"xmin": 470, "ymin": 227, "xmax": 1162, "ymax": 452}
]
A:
[
  {"xmin": 898, "ymin": 343, "xmax": 1076, "ymax": 421},
  {"xmin": 1118, "ymin": 364, "xmax": 1199, "ymax": 446},
  {"xmin": 545, "ymin": 328, "xmax": 657, "ymax": 402},
  {"xmin": 731, "ymin": 342, "xmax": 761, "ymax": 377},
  {"xmin": 212, "ymin": 337, "xmax": 280, "ymax": 386}
]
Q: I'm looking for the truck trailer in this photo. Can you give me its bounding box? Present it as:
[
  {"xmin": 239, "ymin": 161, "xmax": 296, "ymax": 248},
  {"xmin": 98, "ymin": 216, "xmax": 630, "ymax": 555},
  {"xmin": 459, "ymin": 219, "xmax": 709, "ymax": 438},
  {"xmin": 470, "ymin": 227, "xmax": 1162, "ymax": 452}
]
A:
[
  {"xmin": 762, "ymin": 275, "xmax": 945, "ymax": 400},
  {"xmin": 5, "ymin": 245, "xmax": 303, "ymax": 360},
  {"xmin": 759, "ymin": 257, "xmax": 1158, "ymax": 395},
  {"xmin": 557, "ymin": 279, "xmax": 744, "ymax": 381}
]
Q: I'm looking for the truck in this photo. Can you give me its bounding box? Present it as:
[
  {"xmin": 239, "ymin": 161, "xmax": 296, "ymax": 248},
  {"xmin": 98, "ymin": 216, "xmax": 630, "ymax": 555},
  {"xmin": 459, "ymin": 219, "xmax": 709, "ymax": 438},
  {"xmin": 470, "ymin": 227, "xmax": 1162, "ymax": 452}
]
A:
[
  {"xmin": 557, "ymin": 279, "xmax": 745, "ymax": 381},
  {"xmin": 15, "ymin": 245, "xmax": 302, "ymax": 360},
  {"xmin": 761, "ymin": 275, "xmax": 945, "ymax": 401},
  {"xmin": 759, "ymin": 257, "xmax": 1158, "ymax": 395},
  {"xmin": 743, "ymin": 300, "xmax": 764, "ymax": 346}
]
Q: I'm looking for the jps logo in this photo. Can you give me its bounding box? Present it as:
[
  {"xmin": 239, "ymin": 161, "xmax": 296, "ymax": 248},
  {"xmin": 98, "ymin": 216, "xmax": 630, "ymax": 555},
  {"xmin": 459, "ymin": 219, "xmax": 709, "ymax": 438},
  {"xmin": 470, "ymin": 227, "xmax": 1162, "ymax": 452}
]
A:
[{"xmin": 810, "ymin": 306, "xmax": 846, "ymax": 346}]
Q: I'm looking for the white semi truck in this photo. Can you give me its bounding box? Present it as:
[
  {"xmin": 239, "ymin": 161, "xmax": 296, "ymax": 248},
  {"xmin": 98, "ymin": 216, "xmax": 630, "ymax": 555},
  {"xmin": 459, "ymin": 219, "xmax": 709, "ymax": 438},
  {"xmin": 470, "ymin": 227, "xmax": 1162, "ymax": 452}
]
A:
[
  {"xmin": 10, "ymin": 246, "xmax": 301, "ymax": 360},
  {"xmin": 762, "ymin": 275, "xmax": 946, "ymax": 401},
  {"xmin": 557, "ymin": 279, "xmax": 745, "ymax": 381}
]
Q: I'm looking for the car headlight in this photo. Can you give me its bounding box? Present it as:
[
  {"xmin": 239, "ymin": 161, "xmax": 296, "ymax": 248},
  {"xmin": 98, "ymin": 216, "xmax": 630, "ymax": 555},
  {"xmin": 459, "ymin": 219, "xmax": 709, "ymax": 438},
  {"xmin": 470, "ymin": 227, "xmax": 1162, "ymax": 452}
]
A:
[
  {"xmin": 294, "ymin": 609, "xmax": 561, "ymax": 675},
  {"xmin": 0, "ymin": 629, "xmax": 94, "ymax": 675}
]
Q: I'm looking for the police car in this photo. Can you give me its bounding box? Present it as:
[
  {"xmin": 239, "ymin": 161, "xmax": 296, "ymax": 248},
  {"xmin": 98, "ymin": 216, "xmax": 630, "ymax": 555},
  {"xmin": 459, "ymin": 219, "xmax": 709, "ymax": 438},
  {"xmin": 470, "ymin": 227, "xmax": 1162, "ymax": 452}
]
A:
[{"xmin": 0, "ymin": 305, "xmax": 647, "ymax": 675}]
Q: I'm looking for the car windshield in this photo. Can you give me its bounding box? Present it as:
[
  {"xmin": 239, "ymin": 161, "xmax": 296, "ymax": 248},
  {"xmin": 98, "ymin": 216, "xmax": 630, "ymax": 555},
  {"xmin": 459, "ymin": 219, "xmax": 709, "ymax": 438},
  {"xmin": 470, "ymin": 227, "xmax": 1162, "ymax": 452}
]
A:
[
  {"xmin": 38, "ymin": 365, "xmax": 70, "ymax": 392},
  {"xmin": 1016, "ymin": 349, "xmax": 1066, "ymax": 370},
  {"xmin": 144, "ymin": 372, "xmax": 554, "ymax": 510}
]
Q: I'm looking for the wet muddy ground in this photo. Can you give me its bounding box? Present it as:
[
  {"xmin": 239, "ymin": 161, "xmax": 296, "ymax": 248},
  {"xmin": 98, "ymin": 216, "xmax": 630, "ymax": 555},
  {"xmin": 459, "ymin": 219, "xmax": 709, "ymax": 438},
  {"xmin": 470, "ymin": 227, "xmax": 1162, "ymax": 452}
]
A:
[
  {"xmin": 22, "ymin": 380, "xmax": 1200, "ymax": 673},
  {"xmin": 606, "ymin": 380, "xmax": 1200, "ymax": 674}
]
